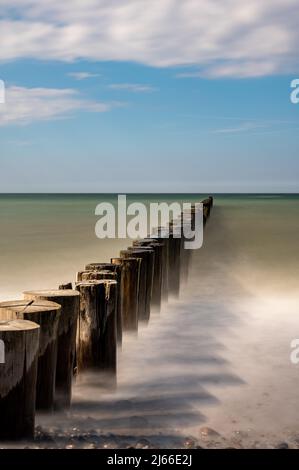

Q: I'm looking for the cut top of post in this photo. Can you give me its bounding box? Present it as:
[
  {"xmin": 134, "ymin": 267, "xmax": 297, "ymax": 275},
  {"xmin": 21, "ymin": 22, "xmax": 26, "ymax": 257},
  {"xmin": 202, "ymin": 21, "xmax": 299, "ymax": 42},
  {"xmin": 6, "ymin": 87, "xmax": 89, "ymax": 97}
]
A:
[
  {"xmin": 23, "ymin": 290, "xmax": 80, "ymax": 298},
  {"xmin": 0, "ymin": 300, "xmax": 61, "ymax": 314},
  {"xmin": 0, "ymin": 319, "xmax": 40, "ymax": 332}
]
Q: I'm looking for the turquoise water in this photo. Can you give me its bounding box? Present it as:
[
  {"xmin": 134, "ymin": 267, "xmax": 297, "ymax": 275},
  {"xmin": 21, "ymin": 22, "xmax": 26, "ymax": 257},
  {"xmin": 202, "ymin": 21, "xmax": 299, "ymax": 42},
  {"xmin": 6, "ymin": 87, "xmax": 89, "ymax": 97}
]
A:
[
  {"xmin": 0, "ymin": 193, "xmax": 207, "ymax": 300},
  {"xmin": 0, "ymin": 193, "xmax": 298, "ymax": 301}
]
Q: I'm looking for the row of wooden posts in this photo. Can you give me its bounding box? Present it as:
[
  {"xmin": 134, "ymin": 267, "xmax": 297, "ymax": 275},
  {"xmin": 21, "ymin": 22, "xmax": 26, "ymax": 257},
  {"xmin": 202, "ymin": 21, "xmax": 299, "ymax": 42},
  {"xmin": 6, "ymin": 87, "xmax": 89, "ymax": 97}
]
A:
[{"xmin": 0, "ymin": 196, "xmax": 213, "ymax": 440}]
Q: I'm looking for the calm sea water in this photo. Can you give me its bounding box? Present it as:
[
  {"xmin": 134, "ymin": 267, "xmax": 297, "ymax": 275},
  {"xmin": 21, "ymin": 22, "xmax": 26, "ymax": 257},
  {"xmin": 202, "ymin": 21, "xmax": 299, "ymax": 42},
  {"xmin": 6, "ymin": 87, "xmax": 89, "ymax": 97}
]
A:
[
  {"xmin": 1, "ymin": 194, "xmax": 299, "ymax": 447},
  {"xmin": 0, "ymin": 193, "xmax": 209, "ymax": 300}
]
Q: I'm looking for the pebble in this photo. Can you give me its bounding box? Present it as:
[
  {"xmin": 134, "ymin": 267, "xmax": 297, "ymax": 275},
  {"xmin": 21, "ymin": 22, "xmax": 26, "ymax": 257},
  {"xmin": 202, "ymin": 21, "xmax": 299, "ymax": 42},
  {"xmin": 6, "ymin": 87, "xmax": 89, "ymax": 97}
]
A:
[{"xmin": 275, "ymin": 442, "xmax": 289, "ymax": 449}]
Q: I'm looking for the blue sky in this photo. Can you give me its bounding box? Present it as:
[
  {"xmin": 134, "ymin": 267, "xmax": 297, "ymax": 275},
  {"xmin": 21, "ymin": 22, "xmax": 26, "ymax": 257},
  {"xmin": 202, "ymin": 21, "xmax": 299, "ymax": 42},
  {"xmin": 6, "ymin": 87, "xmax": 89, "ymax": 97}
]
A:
[{"xmin": 0, "ymin": 1, "xmax": 299, "ymax": 192}]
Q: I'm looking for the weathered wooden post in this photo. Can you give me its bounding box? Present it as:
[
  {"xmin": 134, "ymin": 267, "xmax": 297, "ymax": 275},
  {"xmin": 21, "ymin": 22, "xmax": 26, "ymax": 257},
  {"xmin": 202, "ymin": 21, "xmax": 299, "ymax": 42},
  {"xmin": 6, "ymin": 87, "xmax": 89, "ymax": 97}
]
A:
[
  {"xmin": 178, "ymin": 214, "xmax": 191, "ymax": 284},
  {"xmin": 111, "ymin": 257, "xmax": 139, "ymax": 332},
  {"xmin": 0, "ymin": 300, "xmax": 61, "ymax": 411},
  {"xmin": 75, "ymin": 281, "xmax": 101, "ymax": 372},
  {"xmin": 0, "ymin": 319, "xmax": 40, "ymax": 440},
  {"xmin": 59, "ymin": 282, "xmax": 73, "ymax": 290},
  {"xmin": 81, "ymin": 262, "xmax": 123, "ymax": 346},
  {"xmin": 128, "ymin": 246, "xmax": 155, "ymax": 316},
  {"xmin": 133, "ymin": 240, "xmax": 163, "ymax": 312},
  {"xmin": 169, "ymin": 218, "xmax": 186, "ymax": 289},
  {"xmin": 147, "ymin": 233, "xmax": 169, "ymax": 303},
  {"xmin": 166, "ymin": 227, "xmax": 181, "ymax": 298},
  {"xmin": 201, "ymin": 197, "xmax": 213, "ymax": 225},
  {"xmin": 121, "ymin": 248, "xmax": 154, "ymax": 322},
  {"xmin": 75, "ymin": 280, "xmax": 117, "ymax": 378},
  {"xmin": 98, "ymin": 279, "xmax": 118, "ymax": 377},
  {"xmin": 23, "ymin": 290, "xmax": 80, "ymax": 409},
  {"xmin": 78, "ymin": 269, "xmax": 122, "ymax": 346}
]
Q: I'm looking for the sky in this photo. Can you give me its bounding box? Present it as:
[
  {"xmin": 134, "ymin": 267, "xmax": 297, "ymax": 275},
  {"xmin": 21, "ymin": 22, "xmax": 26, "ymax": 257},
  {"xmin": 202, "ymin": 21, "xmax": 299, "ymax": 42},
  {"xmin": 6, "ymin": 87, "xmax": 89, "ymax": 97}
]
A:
[{"xmin": 0, "ymin": 0, "xmax": 299, "ymax": 193}]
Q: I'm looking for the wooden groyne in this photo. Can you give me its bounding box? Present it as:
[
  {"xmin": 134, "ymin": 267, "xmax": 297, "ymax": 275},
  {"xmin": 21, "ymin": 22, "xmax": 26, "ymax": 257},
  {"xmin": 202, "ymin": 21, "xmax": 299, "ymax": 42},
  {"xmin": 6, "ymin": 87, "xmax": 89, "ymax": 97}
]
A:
[{"xmin": 0, "ymin": 196, "xmax": 213, "ymax": 440}]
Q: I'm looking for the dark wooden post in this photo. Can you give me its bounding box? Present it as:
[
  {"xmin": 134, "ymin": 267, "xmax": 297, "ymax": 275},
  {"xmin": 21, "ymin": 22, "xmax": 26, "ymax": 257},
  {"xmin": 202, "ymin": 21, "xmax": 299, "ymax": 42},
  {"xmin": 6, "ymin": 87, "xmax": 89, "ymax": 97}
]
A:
[
  {"xmin": 127, "ymin": 247, "xmax": 155, "ymax": 317},
  {"xmin": 0, "ymin": 319, "xmax": 40, "ymax": 440},
  {"xmin": 0, "ymin": 300, "xmax": 61, "ymax": 411},
  {"xmin": 121, "ymin": 248, "xmax": 154, "ymax": 322},
  {"xmin": 201, "ymin": 197, "xmax": 213, "ymax": 225},
  {"xmin": 23, "ymin": 290, "xmax": 79, "ymax": 409},
  {"xmin": 147, "ymin": 234, "xmax": 169, "ymax": 303},
  {"xmin": 80, "ymin": 263, "xmax": 123, "ymax": 346},
  {"xmin": 75, "ymin": 280, "xmax": 117, "ymax": 378},
  {"xmin": 98, "ymin": 279, "xmax": 117, "ymax": 377},
  {"xmin": 167, "ymin": 228, "xmax": 181, "ymax": 298},
  {"xmin": 59, "ymin": 282, "xmax": 73, "ymax": 290},
  {"xmin": 132, "ymin": 240, "xmax": 163, "ymax": 312},
  {"xmin": 112, "ymin": 257, "xmax": 139, "ymax": 332},
  {"xmin": 75, "ymin": 281, "xmax": 101, "ymax": 372}
]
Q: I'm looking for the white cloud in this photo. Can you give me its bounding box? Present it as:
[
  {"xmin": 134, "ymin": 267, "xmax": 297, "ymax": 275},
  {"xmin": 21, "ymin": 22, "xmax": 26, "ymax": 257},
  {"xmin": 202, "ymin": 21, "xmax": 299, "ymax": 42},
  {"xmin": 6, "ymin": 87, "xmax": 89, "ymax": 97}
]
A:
[
  {"xmin": 68, "ymin": 72, "xmax": 100, "ymax": 80},
  {"xmin": 0, "ymin": 86, "xmax": 121, "ymax": 126},
  {"xmin": 213, "ymin": 122, "xmax": 265, "ymax": 134},
  {"xmin": 0, "ymin": 0, "xmax": 298, "ymax": 78},
  {"xmin": 108, "ymin": 83, "xmax": 157, "ymax": 92}
]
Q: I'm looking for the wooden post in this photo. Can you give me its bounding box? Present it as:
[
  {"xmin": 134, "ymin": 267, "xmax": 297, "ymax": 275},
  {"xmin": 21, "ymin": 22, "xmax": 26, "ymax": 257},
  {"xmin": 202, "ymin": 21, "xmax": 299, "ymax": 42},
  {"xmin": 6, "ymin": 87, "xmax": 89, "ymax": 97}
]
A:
[
  {"xmin": 80, "ymin": 269, "xmax": 122, "ymax": 346},
  {"xmin": 75, "ymin": 280, "xmax": 117, "ymax": 378},
  {"xmin": 99, "ymin": 279, "xmax": 117, "ymax": 377},
  {"xmin": 147, "ymin": 233, "xmax": 169, "ymax": 303},
  {"xmin": 0, "ymin": 319, "xmax": 40, "ymax": 440},
  {"xmin": 79, "ymin": 263, "xmax": 123, "ymax": 346},
  {"xmin": 169, "ymin": 220, "xmax": 186, "ymax": 290},
  {"xmin": 23, "ymin": 290, "xmax": 79, "ymax": 409},
  {"xmin": 128, "ymin": 247, "xmax": 155, "ymax": 317},
  {"xmin": 121, "ymin": 248, "xmax": 154, "ymax": 322},
  {"xmin": 166, "ymin": 228, "xmax": 181, "ymax": 298},
  {"xmin": 59, "ymin": 282, "xmax": 73, "ymax": 290},
  {"xmin": 75, "ymin": 281, "xmax": 101, "ymax": 372},
  {"xmin": 132, "ymin": 240, "xmax": 163, "ymax": 312},
  {"xmin": 0, "ymin": 300, "xmax": 61, "ymax": 411},
  {"xmin": 201, "ymin": 197, "xmax": 213, "ymax": 225},
  {"xmin": 112, "ymin": 257, "xmax": 139, "ymax": 332}
]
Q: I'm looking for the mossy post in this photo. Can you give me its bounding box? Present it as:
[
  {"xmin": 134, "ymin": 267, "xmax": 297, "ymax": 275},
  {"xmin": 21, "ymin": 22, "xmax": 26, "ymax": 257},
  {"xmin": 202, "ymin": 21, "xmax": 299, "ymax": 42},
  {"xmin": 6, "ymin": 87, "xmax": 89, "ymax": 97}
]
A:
[
  {"xmin": 0, "ymin": 300, "xmax": 61, "ymax": 411},
  {"xmin": 0, "ymin": 320, "xmax": 40, "ymax": 440},
  {"xmin": 23, "ymin": 290, "xmax": 80, "ymax": 409}
]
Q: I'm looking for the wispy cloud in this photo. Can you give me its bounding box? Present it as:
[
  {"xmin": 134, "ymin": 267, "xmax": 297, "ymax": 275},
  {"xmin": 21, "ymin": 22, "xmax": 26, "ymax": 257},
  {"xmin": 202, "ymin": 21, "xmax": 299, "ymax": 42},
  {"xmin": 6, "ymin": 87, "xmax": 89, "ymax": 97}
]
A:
[
  {"xmin": 0, "ymin": 86, "xmax": 123, "ymax": 126},
  {"xmin": 68, "ymin": 72, "xmax": 101, "ymax": 80},
  {"xmin": 108, "ymin": 83, "xmax": 157, "ymax": 93},
  {"xmin": 211, "ymin": 119, "xmax": 295, "ymax": 135},
  {"xmin": 0, "ymin": 0, "xmax": 298, "ymax": 78},
  {"xmin": 212, "ymin": 122, "xmax": 264, "ymax": 134}
]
